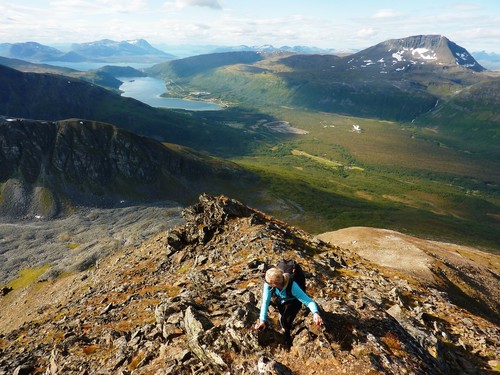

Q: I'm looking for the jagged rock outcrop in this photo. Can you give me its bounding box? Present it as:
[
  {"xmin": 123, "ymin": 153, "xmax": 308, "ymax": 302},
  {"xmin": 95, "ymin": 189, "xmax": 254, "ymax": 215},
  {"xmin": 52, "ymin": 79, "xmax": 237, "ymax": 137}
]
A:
[
  {"xmin": 0, "ymin": 118, "xmax": 252, "ymax": 219},
  {"xmin": 0, "ymin": 195, "xmax": 498, "ymax": 374}
]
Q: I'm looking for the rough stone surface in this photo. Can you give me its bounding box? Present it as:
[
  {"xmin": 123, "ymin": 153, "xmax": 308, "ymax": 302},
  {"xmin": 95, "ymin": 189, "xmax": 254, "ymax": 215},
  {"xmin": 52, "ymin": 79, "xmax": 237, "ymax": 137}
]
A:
[{"xmin": 0, "ymin": 194, "xmax": 498, "ymax": 374}]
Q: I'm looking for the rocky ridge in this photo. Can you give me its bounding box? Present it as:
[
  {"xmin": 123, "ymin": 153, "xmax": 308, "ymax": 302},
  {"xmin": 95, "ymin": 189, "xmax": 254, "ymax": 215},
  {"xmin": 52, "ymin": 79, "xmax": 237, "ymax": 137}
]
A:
[
  {"xmin": 0, "ymin": 194, "xmax": 498, "ymax": 374},
  {"xmin": 318, "ymin": 227, "xmax": 500, "ymax": 324},
  {"xmin": 0, "ymin": 118, "xmax": 251, "ymax": 219}
]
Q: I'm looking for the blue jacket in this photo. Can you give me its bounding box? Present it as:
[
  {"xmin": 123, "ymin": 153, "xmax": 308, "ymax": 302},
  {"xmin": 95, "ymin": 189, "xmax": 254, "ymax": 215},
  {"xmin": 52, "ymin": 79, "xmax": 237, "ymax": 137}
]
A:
[{"xmin": 259, "ymin": 280, "xmax": 320, "ymax": 322}]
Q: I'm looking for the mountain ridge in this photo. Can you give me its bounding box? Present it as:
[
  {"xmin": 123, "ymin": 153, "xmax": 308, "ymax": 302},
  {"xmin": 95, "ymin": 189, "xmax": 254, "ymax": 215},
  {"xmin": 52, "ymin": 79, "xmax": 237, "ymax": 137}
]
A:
[
  {"xmin": 0, "ymin": 195, "xmax": 498, "ymax": 374},
  {"xmin": 0, "ymin": 118, "xmax": 253, "ymax": 220}
]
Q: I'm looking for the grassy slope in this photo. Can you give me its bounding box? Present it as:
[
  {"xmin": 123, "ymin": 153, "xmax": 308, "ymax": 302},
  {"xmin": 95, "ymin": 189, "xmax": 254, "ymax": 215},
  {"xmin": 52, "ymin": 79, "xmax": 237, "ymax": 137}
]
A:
[
  {"xmin": 417, "ymin": 77, "xmax": 500, "ymax": 159},
  {"xmin": 187, "ymin": 107, "xmax": 500, "ymax": 252}
]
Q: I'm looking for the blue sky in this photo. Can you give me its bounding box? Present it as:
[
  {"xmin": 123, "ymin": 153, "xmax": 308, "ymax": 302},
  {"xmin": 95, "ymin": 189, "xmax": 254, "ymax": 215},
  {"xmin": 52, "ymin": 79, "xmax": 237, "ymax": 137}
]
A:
[{"xmin": 1, "ymin": 0, "xmax": 500, "ymax": 53}]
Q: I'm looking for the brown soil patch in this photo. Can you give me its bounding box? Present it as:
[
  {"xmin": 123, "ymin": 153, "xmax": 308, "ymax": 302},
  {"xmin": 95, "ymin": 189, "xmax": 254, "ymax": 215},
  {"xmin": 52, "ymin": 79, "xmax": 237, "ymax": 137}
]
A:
[{"xmin": 316, "ymin": 226, "xmax": 499, "ymax": 283}]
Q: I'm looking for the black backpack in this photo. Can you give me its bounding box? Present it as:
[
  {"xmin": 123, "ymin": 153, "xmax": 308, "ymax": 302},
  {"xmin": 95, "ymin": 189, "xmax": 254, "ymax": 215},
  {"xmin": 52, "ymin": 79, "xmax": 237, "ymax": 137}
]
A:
[{"xmin": 273, "ymin": 259, "xmax": 306, "ymax": 299}]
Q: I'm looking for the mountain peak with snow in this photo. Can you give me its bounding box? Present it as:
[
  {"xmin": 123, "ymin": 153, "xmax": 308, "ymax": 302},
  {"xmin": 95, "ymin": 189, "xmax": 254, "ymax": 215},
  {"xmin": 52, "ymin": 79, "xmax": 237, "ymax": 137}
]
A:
[{"xmin": 348, "ymin": 34, "xmax": 485, "ymax": 73}]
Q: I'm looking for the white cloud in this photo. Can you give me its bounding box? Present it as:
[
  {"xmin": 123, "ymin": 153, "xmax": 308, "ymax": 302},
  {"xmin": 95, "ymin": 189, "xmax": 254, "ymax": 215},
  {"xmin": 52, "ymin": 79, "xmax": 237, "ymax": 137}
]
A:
[
  {"xmin": 453, "ymin": 3, "xmax": 481, "ymax": 11},
  {"xmin": 371, "ymin": 9, "xmax": 400, "ymax": 19},
  {"xmin": 452, "ymin": 27, "xmax": 500, "ymax": 50},
  {"xmin": 169, "ymin": 0, "xmax": 222, "ymax": 10},
  {"xmin": 357, "ymin": 27, "xmax": 377, "ymax": 38}
]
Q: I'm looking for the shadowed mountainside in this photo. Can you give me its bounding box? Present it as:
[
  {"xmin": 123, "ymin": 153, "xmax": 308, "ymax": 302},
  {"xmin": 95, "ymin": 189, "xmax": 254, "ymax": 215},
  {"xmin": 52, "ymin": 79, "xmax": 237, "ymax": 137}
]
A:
[
  {"xmin": 0, "ymin": 64, "xmax": 206, "ymax": 145},
  {"xmin": 0, "ymin": 64, "xmax": 272, "ymax": 154},
  {"xmin": 0, "ymin": 195, "xmax": 498, "ymax": 374},
  {"xmin": 0, "ymin": 118, "xmax": 253, "ymax": 219}
]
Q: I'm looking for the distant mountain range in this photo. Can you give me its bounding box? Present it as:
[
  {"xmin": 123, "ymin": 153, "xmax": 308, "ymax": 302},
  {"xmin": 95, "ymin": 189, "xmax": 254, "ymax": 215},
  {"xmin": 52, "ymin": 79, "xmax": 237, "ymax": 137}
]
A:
[
  {"xmin": 2, "ymin": 37, "xmax": 499, "ymax": 69},
  {"xmin": 212, "ymin": 44, "xmax": 338, "ymax": 54},
  {"xmin": 473, "ymin": 50, "xmax": 500, "ymax": 62},
  {"xmin": 148, "ymin": 35, "xmax": 490, "ymax": 123},
  {"xmin": 471, "ymin": 51, "xmax": 500, "ymax": 70},
  {"xmin": 0, "ymin": 40, "xmax": 343, "ymax": 65},
  {"xmin": 0, "ymin": 39, "xmax": 176, "ymax": 63}
]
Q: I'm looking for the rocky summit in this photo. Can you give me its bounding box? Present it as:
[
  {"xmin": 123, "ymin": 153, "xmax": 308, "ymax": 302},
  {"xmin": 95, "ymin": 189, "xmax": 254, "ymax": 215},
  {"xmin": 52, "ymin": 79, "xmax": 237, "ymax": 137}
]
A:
[
  {"xmin": 0, "ymin": 195, "xmax": 498, "ymax": 374},
  {"xmin": 347, "ymin": 34, "xmax": 485, "ymax": 73}
]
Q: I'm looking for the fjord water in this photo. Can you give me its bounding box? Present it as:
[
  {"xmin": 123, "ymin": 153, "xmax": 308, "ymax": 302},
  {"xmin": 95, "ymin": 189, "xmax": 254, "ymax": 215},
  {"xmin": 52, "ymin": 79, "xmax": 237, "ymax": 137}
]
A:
[{"xmin": 119, "ymin": 77, "xmax": 221, "ymax": 110}]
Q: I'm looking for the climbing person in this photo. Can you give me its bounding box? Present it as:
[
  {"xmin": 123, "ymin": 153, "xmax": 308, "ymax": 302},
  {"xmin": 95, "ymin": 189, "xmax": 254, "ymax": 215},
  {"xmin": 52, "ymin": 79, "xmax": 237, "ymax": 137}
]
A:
[{"xmin": 254, "ymin": 263, "xmax": 324, "ymax": 347}]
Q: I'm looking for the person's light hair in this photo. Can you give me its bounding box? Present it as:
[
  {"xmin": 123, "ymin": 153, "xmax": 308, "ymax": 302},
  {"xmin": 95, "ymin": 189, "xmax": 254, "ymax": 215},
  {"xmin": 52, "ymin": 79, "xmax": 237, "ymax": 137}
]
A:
[
  {"xmin": 265, "ymin": 267, "xmax": 284, "ymax": 285},
  {"xmin": 265, "ymin": 267, "xmax": 290, "ymax": 288}
]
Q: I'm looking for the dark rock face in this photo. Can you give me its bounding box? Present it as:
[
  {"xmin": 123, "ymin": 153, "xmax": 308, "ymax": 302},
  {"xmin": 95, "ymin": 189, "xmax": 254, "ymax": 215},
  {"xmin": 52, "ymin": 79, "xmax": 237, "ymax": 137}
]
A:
[
  {"xmin": 0, "ymin": 119, "xmax": 251, "ymax": 219},
  {"xmin": 0, "ymin": 195, "xmax": 497, "ymax": 374}
]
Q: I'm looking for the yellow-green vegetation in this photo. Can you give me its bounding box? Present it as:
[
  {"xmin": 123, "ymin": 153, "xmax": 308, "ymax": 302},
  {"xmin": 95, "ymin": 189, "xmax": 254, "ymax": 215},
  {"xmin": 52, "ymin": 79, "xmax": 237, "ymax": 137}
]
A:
[
  {"xmin": 7, "ymin": 265, "xmax": 50, "ymax": 290},
  {"xmin": 67, "ymin": 243, "xmax": 80, "ymax": 250},
  {"xmin": 178, "ymin": 260, "xmax": 193, "ymax": 274},
  {"xmin": 291, "ymin": 149, "xmax": 345, "ymax": 169},
  {"xmin": 37, "ymin": 186, "xmax": 56, "ymax": 214}
]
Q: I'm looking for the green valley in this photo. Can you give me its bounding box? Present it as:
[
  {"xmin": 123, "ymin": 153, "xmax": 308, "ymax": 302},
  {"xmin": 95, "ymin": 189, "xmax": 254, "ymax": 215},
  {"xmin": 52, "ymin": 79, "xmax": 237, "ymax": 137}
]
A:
[
  {"xmin": 140, "ymin": 38, "xmax": 500, "ymax": 251},
  {"xmin": 187, "ymin": 107, "xmax": 500, "ymax": 251}
]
